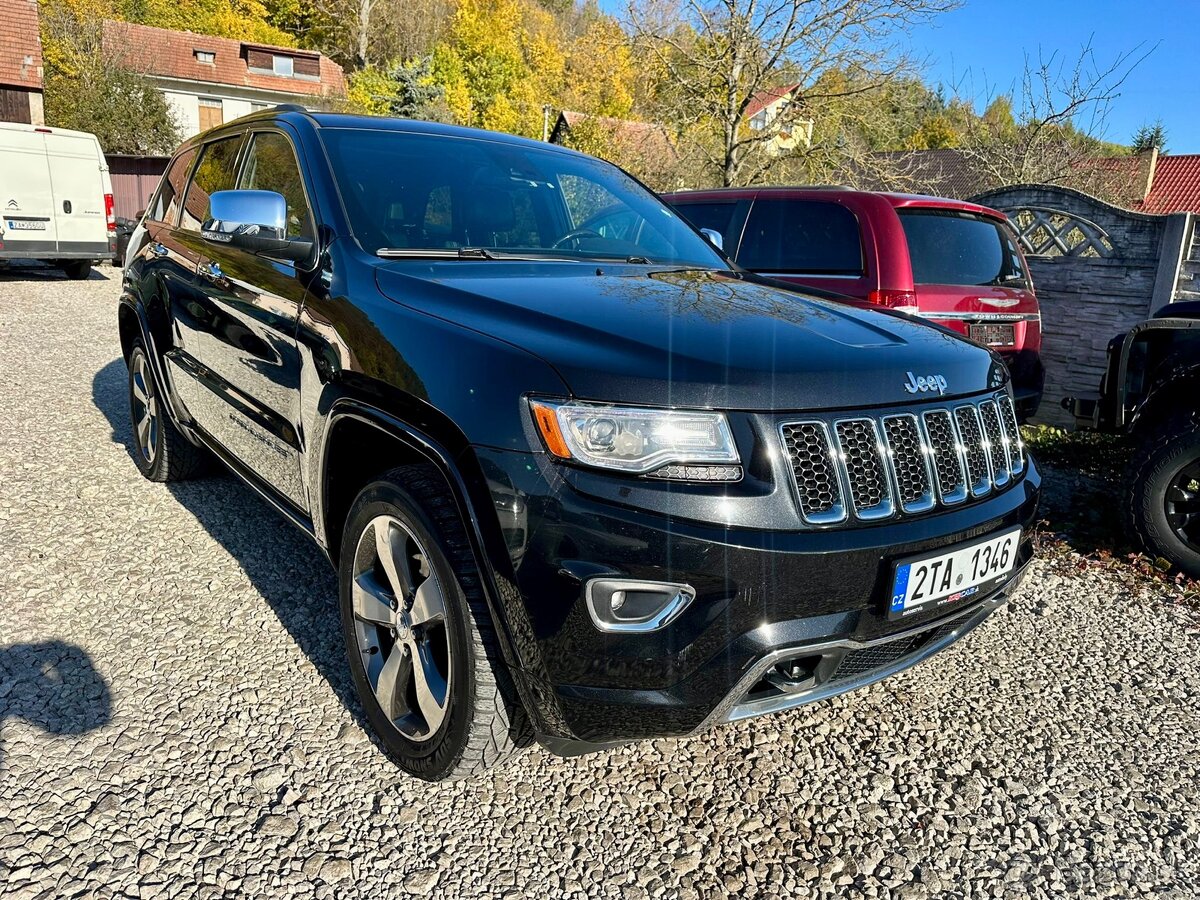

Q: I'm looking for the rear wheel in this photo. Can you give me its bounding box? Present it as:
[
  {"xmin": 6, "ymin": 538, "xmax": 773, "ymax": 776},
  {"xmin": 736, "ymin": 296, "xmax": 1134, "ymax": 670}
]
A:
[
  {"xmin": 339, "ymin": 467, "xmax": 530, "ymax": 780},
  {"xmin": 1126, "ymin": 411, "xmax": 1200, "ymax": 578},
  {"xmin": 62, "ymin": 260, "xmax": 91, "ymax": 280},
  {"xmin": 127, "ymin": 341, "xmax": 210, "ymax": 482}
]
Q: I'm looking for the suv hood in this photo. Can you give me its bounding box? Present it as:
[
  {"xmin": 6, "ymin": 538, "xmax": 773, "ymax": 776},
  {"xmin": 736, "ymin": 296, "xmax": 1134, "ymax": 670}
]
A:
[{"xmin": 376, "ymin": 263, "xmax": 1006, "ymax": 411}]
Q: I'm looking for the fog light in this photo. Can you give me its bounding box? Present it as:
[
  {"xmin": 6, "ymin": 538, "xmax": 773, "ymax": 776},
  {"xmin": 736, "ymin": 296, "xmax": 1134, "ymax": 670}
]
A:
[{"xmin": 585, "ymin": 578, "xmax": 695, "ymax": 633}]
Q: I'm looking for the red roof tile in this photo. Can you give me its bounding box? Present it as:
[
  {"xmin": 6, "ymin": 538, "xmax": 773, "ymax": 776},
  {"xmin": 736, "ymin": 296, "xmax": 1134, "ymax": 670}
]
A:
[
  {"xmin": 1140, "ymin": 154, "xmax": 1200, "ymax": 214},
  {"xmin": 0, "ymin": 0, "xmax": 42, "ymax": 90},
  {"xmin": 102, "ymin": 21, "xmax": 345, "ymax": 98},
  {"xmin": 744, "ymin": 84, "xmax": 800, "ymax": 120}
]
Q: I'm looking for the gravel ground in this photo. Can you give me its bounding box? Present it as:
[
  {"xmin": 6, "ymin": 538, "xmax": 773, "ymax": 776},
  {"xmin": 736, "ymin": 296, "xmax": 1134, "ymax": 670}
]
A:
[{"xmin": 1, "ymin": 268, "xmax": 1198, "ymax": 899}]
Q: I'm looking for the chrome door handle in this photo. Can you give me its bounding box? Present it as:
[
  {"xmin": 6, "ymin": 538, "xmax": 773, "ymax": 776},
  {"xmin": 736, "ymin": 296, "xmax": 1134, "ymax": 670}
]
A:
[{"xmin": 150, "ymin": 242, "xmax": 168, "ymax": 258}]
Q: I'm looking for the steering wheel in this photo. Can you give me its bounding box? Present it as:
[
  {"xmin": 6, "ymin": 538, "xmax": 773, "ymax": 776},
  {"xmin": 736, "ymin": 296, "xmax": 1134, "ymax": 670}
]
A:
[{"xmin": 551, "ymin": 228, "xmax": 605, "ymax": 250}]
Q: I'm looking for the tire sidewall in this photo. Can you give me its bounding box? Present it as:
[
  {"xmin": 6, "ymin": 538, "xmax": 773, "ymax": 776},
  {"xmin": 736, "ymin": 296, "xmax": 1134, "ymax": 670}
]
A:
[
  {"xmin": 127, "ymin": 343, "xmax": 164, "ymax": 479},
  {"xmin": 338, "ymin": 480, "xmax": 477, "ymax": 781},
  {"xmin": 1132, "ymin": 427, "xmax": 1200, "ymax": 576}
]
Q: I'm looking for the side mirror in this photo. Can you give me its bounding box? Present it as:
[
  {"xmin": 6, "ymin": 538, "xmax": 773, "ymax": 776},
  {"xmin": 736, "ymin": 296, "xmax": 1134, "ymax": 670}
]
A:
[
  {"xmin": 699, "ymin": 228, "xmax": 724, "ymax": 251},
  {"xmin": 202, "ymin": 190, "xmax": 313, "ymax": 263}
]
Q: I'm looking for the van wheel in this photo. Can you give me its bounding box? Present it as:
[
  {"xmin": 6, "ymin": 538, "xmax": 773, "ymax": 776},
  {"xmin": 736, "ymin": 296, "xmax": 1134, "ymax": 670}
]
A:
[
  {"xmin": 339, "ymin": 466, "xmax": 531, "ymax": 781},
  {"xmin": 1126, "ymin": 410, "xmax": 1200, "ymax": 578},
  {"xmin": 63, "ymin": 260, "xmax": 91, "ymax": 280},
  {"xmin": 127, "ymin": 341, "xmax": 211, "ymax": 481}
]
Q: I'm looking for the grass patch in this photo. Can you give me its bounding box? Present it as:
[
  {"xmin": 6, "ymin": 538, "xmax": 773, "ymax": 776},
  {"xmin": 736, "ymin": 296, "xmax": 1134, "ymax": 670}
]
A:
[{"xmin": 1020, "ymin": 424, "xmax": 1129, "ymax": 478}]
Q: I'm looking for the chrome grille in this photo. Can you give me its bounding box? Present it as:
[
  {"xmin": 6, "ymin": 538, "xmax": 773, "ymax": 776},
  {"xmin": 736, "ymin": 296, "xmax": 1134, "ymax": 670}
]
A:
[
  {"xmin": 953, "ymin": 405, "xmax": 992, "ymax": 496},
  {"xmin": 834, "ymin": 419, "xmax": 893, "ymax": 519},
  {"xmin": 978, "ymin": 400, "xmax": 1010, "ymax": 488},
  {"xmin": 781, "ymin": 422, "xmax": 845, "ymax": 523},
  {"xmin": 882, "ymin": 415, "xmax": 935, "ymax": 513},
  {"xmin": 782, "ymin": 391, "xmax": 1024, "ymax": 525}
]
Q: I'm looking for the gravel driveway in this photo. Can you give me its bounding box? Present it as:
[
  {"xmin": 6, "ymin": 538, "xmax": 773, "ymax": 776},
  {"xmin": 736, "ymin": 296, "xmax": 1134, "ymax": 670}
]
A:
[{"xmin": 1, "ymin": 269, "xmax": 1197, "ymax": 899}]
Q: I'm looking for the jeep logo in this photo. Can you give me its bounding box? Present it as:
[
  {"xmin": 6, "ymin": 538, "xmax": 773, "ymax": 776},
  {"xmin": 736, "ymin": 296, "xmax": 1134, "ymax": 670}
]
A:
[{"xmin": 903, "ymin": 371, "xmax": 948, "ymax": 395}]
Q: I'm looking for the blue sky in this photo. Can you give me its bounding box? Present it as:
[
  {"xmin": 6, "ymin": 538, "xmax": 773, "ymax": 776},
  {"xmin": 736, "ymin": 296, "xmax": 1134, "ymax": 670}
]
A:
[{"xmin": 909, "ymin": 2, "xmax": 1195, "ymax": 153}]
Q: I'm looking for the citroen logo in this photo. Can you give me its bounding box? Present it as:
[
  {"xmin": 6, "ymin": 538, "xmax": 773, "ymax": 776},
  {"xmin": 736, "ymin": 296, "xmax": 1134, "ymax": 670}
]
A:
[{"xmin": 5, "ymin": 199, "xmax": 17, "ymax": 210}]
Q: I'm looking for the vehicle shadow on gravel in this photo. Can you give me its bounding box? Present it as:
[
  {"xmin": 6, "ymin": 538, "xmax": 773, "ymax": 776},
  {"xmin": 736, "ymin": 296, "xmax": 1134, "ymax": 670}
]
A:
[
  {"xmin": 0, "ymin": 262, "xmax": 111, "ymax": 282},
  {"xmin": 0, "ymin": 641, "xmax": 112, "ymax": 771},
  {"xmin": 91, "ymin": 359, "xmax": 369, "ymax": 732}
]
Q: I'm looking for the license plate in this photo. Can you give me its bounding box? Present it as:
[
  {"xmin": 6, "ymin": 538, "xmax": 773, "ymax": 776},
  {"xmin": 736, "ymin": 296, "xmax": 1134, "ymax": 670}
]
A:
[
  {"xmin": 7, "ymin": 220, "xmax": 47, "ymax": 230},
  {"xmin": 889, "ymin": 528, "xmax": 1021, "ymax": 619},
  {"xmin": 969, "ymin": 322, "xmax": 1016, "ymax": 348}
]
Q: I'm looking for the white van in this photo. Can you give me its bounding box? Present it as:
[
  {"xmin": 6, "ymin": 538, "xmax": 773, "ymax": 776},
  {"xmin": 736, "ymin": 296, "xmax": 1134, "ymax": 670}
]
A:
[{"xmin": 0, "ymin": 122, "xmax": 115, "ymax": 279}]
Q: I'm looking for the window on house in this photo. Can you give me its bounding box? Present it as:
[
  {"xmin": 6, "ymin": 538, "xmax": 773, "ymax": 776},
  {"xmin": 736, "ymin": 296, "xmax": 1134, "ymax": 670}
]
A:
[
  {"xmin": 197, "ymin": 97, "xmax": 223, "ymax": 132},
  {"xmin": 272, "ymin": 55, "xmax": 294, "ymax": 77},
  {"xmin": 750, "ymin": 112, "xmax": 767, "ymax": 131},
  {"xmin": 194, "ymin": 50, "xmax": 215, "ymax": 64}
]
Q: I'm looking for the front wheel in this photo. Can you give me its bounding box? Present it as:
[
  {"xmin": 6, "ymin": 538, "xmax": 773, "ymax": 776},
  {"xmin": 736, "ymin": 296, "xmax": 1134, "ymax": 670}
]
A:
[
  {"xmin": 339, "ymin": 467, "xmax": 530, "ymax": 780},
  {"xmin": 127, "ymin": 341, "xmax": 211, "ymax": 481},
  {"xmin": 1126, "ymin": 411, "xmax": 1200, "ymax": 578}
]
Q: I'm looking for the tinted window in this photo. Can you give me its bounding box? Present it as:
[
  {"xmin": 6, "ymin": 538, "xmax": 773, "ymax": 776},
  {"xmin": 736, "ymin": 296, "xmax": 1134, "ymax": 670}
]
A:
[
  {"xmin": 319, "ymin": 129, "xmax": 723, "ymax": 267},
  {"xmin": 899, "ymin": 211, "xmax": 1029, "ymax": 287},
  {"xmin": 180, "ymin": 136, "xmax": 243, "ymax": 232},
  {"xmin": 738, "ymin": 199, "xmax": 863, "ymax": 274},
  {"xmin": 672, "ymin": 201, "xmax": 737, "ymax": 239},
  {"xmin": 154, "ymin": 147, "xmax": 197, "ymax": 224},
  {"xmin": 238, "ymin": 132, "xmax": 311, "ymax": 239}
]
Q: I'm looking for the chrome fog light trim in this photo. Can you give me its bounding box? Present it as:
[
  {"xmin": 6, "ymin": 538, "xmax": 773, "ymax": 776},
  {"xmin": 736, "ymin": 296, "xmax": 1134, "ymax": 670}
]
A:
[{"xmin": 584, "ymin": 578, "xmax": 696, "ymax": 633}]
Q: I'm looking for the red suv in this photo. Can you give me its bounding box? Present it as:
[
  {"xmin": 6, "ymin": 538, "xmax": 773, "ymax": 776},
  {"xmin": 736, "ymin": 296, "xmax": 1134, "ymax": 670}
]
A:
[{"xmin": 664, "ymin": 187, "xmax": 1044, "ymax": 419}]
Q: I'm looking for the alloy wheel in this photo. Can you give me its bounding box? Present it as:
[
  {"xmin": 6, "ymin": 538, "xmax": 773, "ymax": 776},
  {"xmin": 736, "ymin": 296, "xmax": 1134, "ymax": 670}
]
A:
[
  {"xmin": 1166, "ymin": 458, "xmax": 1200, "ymax": 553},
  {"xmin": 350, "ymin": 515, "xmax": 452, "ymax": 741},
  {"xmin": 131, "ymin": 352, "xmax": 159, "ymax": 465}
]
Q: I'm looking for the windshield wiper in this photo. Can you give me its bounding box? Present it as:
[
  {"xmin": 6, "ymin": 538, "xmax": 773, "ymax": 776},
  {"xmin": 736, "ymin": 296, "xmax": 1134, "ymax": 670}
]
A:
[{"xmin": 376, "ymin": 247, "xmax": 504, "ymax": 260}]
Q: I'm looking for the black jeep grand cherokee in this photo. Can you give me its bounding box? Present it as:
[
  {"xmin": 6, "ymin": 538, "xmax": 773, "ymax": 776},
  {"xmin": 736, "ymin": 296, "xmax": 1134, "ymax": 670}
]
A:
[{"xmin": 117, "ymin": 108, "xmax": 1039, "ymax": 780}]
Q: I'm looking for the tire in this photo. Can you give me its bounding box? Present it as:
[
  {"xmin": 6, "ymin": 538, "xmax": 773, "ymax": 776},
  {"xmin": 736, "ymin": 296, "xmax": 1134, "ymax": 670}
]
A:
[
  {"xmin": 63, "ymin": 260, "xmax": 91, "ymax": 280},
  {"xmin": 339, "ymin": 466, "xmax": 531, "ymax": 780},
  {"xmin": 126, "ymin": 340, "xmax": 211, "ymax": 482},
  {"xmin": 1126, "ymin": 410, "xmax": 1200, "ymax": 578}
]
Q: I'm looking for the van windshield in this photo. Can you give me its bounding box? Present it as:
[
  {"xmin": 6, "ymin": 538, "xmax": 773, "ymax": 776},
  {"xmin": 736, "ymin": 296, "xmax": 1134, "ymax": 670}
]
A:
[
  {"xmin": 320, "ymin": 128, "xmax": 724, "ymax": 267},
  {"xmin": 898, "ymin": 210, "xmax": 1029, "ymax": 288}
]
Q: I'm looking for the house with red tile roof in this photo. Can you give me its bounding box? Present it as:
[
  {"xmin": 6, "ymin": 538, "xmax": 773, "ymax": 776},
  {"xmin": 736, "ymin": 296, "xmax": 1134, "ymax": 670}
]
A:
[
  {"xmin": 102, "ymin": 21, "xmax": 346, "ymax": 139},
  {"xmin": 744, "ymin": 83, "xmax": 812, "ymax": 155},
  {"xmin": 0, "ymin": 0, "xmax": 44, "ymax": 125},
  {"xmin": 1139, "ymin": 154, "xmax": 1200, "ymax": 214}
]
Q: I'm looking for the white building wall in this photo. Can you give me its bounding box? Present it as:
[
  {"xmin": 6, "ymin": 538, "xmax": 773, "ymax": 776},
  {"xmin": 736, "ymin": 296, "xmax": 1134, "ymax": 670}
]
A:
[{"xmin": 156, "ymin": 78, "xmax": 308, "ymax": 139}]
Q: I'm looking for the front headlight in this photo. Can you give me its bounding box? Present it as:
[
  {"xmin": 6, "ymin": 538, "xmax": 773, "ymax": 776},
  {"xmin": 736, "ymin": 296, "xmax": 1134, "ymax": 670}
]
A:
[{"xmin": 529, "ymin": 399, "xmax": 739, "ymax": 474}]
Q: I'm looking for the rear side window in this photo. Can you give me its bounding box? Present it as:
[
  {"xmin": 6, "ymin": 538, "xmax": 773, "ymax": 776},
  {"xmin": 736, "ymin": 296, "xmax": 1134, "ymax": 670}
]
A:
[
  {"xmin": 153, "ymin": 147, "xmax": 197, "ymax": 225},
  {"xmin": 673, "ymin": 201, "xmax": 737, "ymax": 239},
  {"xmin": 238, "ymin": 132, "xmax": 311, "ymax": 239},
  {"xmin": 899, "ymin": 210, "xmax": 1029, "ymax": 288},
  {"xmin": 180, "ymin": 135, "xmax": 243, "ymax": 232},
  {"xmin": 738, "ymin": 199, "xmax": 863, "ymax": 275}
]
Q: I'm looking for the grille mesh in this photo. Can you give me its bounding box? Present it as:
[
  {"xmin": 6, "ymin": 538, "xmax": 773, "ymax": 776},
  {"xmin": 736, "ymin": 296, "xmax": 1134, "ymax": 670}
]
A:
[
  {"xmin": 781, "ymin": 422, "xmax": 842, "ymax": 521},
  {"xmin": 882, "ymin": 415, "xmax": 932, "ymax": 509},
  {"xmin": 954, "ymin": 406, "xmax": 991, "ymax": 494},
  {"xmin": 923, "ymin": 410, "xmax": 966, "ymax": 502},
  {"xmin": 978, "ymin": 401, "xmax": 1010, "ymax": 486},
  {"xmin": 835, "ymin": 419, "xmax": 890, "ymax": 514},
  {"xmin": 783, "ymin": 392, "xmax": 1022, "ymax": 525},
  {"xmin": 832, "ymin": 623, "xmax": 956, "ymax": 681}
]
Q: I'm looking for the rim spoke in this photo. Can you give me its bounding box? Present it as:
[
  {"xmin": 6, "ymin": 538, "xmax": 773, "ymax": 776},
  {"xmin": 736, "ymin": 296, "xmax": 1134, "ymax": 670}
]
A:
[
  {"xmin": 137, "ymin": 413, "xmax": 151, "ymax": 450},
  {"xmin": 352, "ymin": 574, "xmax": 396, "ymax": 626},
  {"xmin": 375, "ymin": 520, "xmax": 414, "ymax": 601},
  {"xmin": 410, "ymin": 575, "xmax": 446, "ymax": 627},
  {"xmin": 373, "ymin": 644, "xmax": 409, "ymax": 721},
  {"xmin": 132, "ymin": 372, "xmax": 148, "ymax": 404},
  {"xmin": 408, "ymin": 638, "xmax": 448, "ymax": 733}
]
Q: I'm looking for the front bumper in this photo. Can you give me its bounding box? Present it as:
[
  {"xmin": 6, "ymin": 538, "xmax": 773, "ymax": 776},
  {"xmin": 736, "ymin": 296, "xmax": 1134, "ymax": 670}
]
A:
[{"xmin": 475, "ymin": 446, "xmax": 1041, "ymax": 750}]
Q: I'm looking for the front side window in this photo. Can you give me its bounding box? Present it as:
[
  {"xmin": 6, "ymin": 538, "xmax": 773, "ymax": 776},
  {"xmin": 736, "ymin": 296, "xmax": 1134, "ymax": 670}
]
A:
[
  {"xmin": 180, "ymin": 135, "xmax": 242, "ymax": 232},
  {"xmin": 238, "ymin": 132, "xmax": 311, "ymax": 239},
  {"xmin": 154, "ymin": 147, "xmax": 197, "ymax": 224},
  {"xmin": 319, "ymin": 128, "xmax": 724, "ymax": 267},
  {"xmin": 673, "ymin": 201, "xmax": 737, "ymax": 240},
  {"xmin": 899, "ymin": 210, "xmax": 1030, "ymax": 288},
  {"xmin": 738, "ymin": 199, "xmax": 863, "ymax": 275}
]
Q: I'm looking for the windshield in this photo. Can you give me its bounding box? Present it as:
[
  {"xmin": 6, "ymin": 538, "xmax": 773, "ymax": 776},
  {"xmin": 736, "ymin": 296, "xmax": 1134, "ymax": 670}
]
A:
[
  {"xmin": 320, "ymin": 128, "xmax": 725, "ymax": 266},
  {"xmin": 898, "ymin": 210, "xmax": 1029, "ymax": 288}
]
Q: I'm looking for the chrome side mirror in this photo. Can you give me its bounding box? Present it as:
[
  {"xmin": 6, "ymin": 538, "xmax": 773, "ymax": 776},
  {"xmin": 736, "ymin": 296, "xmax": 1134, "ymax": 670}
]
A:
[
  {"xmin": 201, "ymin": 190, "xmax": 312, "ymax": 263},
  {"xmin": 699, "ymin": 228, "xmax": 724, "ymax": 251}
]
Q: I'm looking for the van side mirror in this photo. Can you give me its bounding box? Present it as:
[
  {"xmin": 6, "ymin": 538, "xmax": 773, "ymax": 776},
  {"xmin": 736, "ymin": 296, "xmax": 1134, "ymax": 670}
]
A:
[
  {"xmin": 201, "ymin": 190, "xmax": 313, "ymax": 263},
  {"xmin": 699, "ymin": 228, "xmax": 724, "ymax": 251}
]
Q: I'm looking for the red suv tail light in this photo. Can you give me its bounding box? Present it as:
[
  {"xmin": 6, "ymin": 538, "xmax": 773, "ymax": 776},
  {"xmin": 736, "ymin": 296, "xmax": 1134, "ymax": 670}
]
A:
[
  {"xmin": 867, "ymin": 289, "xmax": 918, "ymax": 314},
  {"xmin": 104, "ymin": 193, "xmax": 116, "ymax": 233}
]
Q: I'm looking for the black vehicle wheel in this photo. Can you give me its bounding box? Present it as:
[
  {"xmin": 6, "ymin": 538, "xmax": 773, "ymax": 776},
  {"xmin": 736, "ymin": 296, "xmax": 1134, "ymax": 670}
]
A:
[
  {"xmin": 339, "ymin": 466, "xmax": 531, "ymax": 781},
  {"xmin": 1126, "ymin": 411, "xmax": 1200, "ymax": 578},
  {"xmin": 63, "ymin": 260, "xmax": 91, "ymax": 280},
  {"xmin": 127, "ymin": 341, "xmax": 211, "ymax": 482}
]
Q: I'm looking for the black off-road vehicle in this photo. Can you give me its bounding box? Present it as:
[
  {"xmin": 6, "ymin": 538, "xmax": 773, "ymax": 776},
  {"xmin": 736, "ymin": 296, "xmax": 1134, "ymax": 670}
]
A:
[{"xmin": 1067, "ymin": 303, "xmax": 1200, "ymax": 576}]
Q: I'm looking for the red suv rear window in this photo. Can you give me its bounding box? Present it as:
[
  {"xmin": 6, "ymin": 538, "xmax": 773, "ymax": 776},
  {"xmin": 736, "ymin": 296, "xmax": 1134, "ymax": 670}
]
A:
[
  {"xmin": 738, "ymin": 199, "xmax": 863, "ymax": 275},
  {"xmin": 898, "ymin": 210, "xmax": 1029, "ymax": 288}
]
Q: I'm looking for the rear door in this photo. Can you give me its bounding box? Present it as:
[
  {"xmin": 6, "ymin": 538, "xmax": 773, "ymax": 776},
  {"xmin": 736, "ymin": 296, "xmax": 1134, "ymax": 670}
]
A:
[
  {"xmin": 0, "ymin": 127, "xmax": 56, "ymax": 256},
  {"xmin": 44, "ymin": 131, "xmax": 108, "ymax": 257},
  {"xmin": 896, "ymin": 209, "xmax": 1040, "ymax": 353}
]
